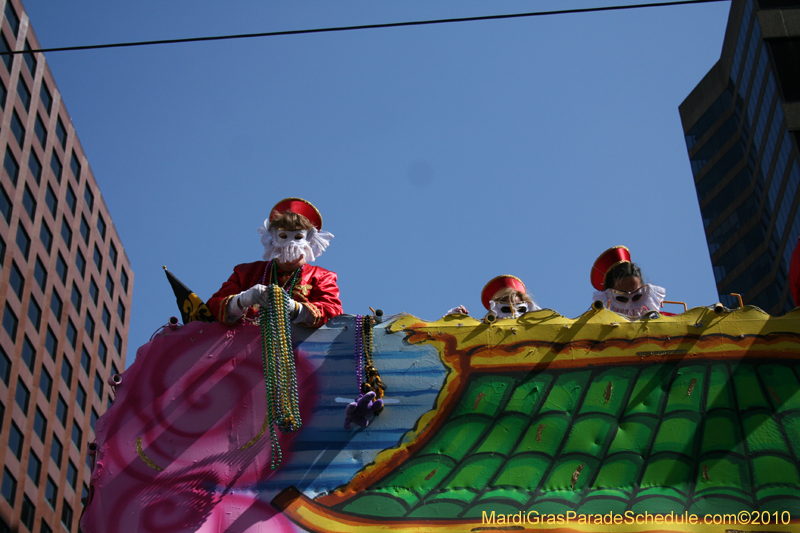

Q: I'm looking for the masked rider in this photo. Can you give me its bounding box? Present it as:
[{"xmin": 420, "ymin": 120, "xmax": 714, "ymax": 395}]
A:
[{"xmin": 207, "ymin": 198, "xmax": 343, "ymax": 327}]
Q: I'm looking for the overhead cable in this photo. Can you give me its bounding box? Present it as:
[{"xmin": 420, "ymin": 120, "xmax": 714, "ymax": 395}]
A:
[{"xmin": 0, "ymin": 0, "xmax": 728, "ymax": 56}]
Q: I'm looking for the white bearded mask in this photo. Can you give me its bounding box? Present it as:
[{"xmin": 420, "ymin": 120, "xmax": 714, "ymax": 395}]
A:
[
  {"xmin": 257, "ymin": 220, "xmax": 334, "ymax": 263},
  {"xmin": 489, "ymin": 299, "xmax": 541, "ymax": 319},
  {"xmin": 593, "ymin": 284, "xmax": 666, "ymax": 317}
]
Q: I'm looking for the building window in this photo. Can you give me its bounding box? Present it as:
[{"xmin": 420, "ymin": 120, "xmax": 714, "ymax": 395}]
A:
[
  {"xmin": 8, "ymin": 422, "xmax": 23, "ymax": 458},
  {"xmin": 67, "ymin": 460, "xmax": 77, "ymax": 488},
  {"xmin": 39, "ymin": 368, "xmax": 52, "ymax": 400},
  {"xmin": 0, "ymin": 34, "xmax": 11, "ymax": 71},
  {"xmin": 14, "ymin": 382, "xmax": 29, "ymax": 412},
  {"xmin": 0, "ymin": 184, "xmax": 11, "ymax": 222},
  {"xmin": 55, "ymin": 252, "xmax": 67, "ymax": 283},
  {"xmin": 94, "ymin": 244, "xmax": 102, "ymax": 271},
  {"xmin": 29, "ymin": 151, "xmax": 42, "ymax": 183},
  {"xmin": 115, "ymin": 330, "xmax": 123, "ymax": 354},
  {"xmin": 10, "ymin": 111, "xmax": 25, "ymax": 146},
  {"xmin": 61, "ymin": 501, "xmax": 73, "ymax": 528},
  {"xmin": 34, "ymin": 257, "xmax": 46, "ymax": 289},
  {"xmin": 40, "ymin": 222, "xmax": 53, "ymax": 253},
  {"xmin": 97, "ymin": 214, "xmax": 106, "ymax": 240},
  {"xmin": 21, "ymin": 335, "xmax": 35, "ymax": 369},
  {"xmin": 72, "ymin": 152, "xmax": 82, "ymax": 181},
  {"xmin": 4, "ymin": 1, "xmax": 19, "ymax": 36},
  {"xmin": 16, "ymin": 225, "xmax": 30, "ymax": 259},
  {"xmin": 9, "ymin": 261, "xmax": 24, "ymax": 298},
  {"xmin": 3, "ymin": 149, "xmax": 18, "ymax": 184},
  {"xmin": 80, "ymin": 215, "xmax": 90, "ymax": 243},
  {"xmin": 75, "ymin": 249, "xmax": 86, "ymax": 277},
  {"xmin": 94, "ymin": 373, "xmax": 103, "ymax": 397},
  {"xmin": 17, "ymin": 77, "xmax": 30, "ymax": 111},
  {"xmin": 27, "ymin": 297, "xmax": 41, "ymax": 328},
  {"xmin": 45, "ymin": 183, "xmax": 57, "ymax": 215},
  {"xmin": 51, "ymin": 152, "xmax": 64, "ymax": 184},
  {"xmin": 1, "ymin": 468, "xmax": 16, "ymax": 505},
  {"xmin": 41, "ymin": 519, "xmax": 53, "ymax": 533},
  {"xmin": 61, "ymin": 358, "xmax": 72, "ymax": 384},
  {"xmin": 23, "ymin": 41, "xmax": 35, "ymax": 74},
  {"xmin": 71, "ymin": 424, "xmax": 82, "ymax": 449},
  {"xmin": 109, "ymin": 242, "xmax": 118, "ymax": 266},
  {"xmin": 90, "ymin": 408, "xmax": 98, "ymax": 433},
  {"xmin": 22, "ymin": 185, "xmax": 35, "ymax": 219},
  {"xmin": 0, "ymin": 347, "xmax": 9, "ymax": 384},
  {"xmin": 27, "ymin": 452, "xmax": 41, "ymax": 485},
  {"xmin": 97, "ymin": 339, "xmax": 107, "ymax": 365},
  {"xmin": 34, "ymin": 114, "xmax": 46, "ymax": 147},
  {"xmin": 0, "ymin": 78, "xmax": 5, "ymax": 108},
  {"xmin": 40, "ymin": 83, "xmax": 52, "ymax": 114},
  {"xmin": 60, "ymin": 219, "xmax": 72, "ymax": 249},
  {"xmin": 45, "ymin": 327, "xmax": 57, "ymax": 358},
  {"xmin": 51, "ymin": 435, "xmax": 63, "ymax": 466},
  {"xmin": 81, "ymin": 347, "xmax": 91, "ymax": 373},
  {"xmin": 20, "ymin": 495, "xmax": 35, "ymax": 531},
  {"xmin": 66, "ymin": 318, "xmax": 77, "ymax": 348},
  {"xmin": 85, "ymin": 314, "xmax": 95, "ymax": 340},
  {"xmin": 105, "ymin": 273, "xmax": 114, "ymax": 298},
  {"xmin": 121, "ymin": 268, "xmax": 129, "ymax": 293},
  {"xmin": 65, "ymin": 184, "xmax": 77, "ymax": 214},
  {"xmin": 71, "ymin": 283, "xmax": 81, "ymax": 311},
  {"xmin": 89, "ymin": 278, "xmax": 98, "ymax": 304},
  {"xmin": 56, "ymin": 118, "xmax": 67, "ymax": 148},
  {"xmin": 50, "ymin": 292, "xmax": 62, "ymax": 321},
  {"xmin": 34, "ymin": 407, "xmax": 46, "ymax": 440},
  {"xmin": 117, "ymin": 301, "xmax": 126, "ymax": 324},
  {"xmin": 3, "ymin": 307, "xmax": 18, "ymax": 341},
  {"xmin": 102, "ymin": 306, "xmax": 111, "ymax": 330},
  {"xmin": 45, "ymin": 476, "xmax": 57, "ymax": 507},
  {"xmin": 56, "ymin": 395, "xmax": 68, "ymax": 426}
]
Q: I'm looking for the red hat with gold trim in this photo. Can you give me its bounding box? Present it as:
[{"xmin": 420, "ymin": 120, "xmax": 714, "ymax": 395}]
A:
[
  {"xmin": 591, "ymin": 246, "xmax": 631, "ymax": 291},
  {"xmin": 269, "ymin": 197, "xmax": 323, "ymax": 231},
  {"xmin": 481, "ymin": 275, "xmax": 526, "ymax": 310}
]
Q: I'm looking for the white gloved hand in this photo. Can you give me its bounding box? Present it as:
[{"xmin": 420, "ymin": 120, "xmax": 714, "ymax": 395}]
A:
[
  {"xmin": 237, "ymin": 284, "xmax": 268, "ymax": 308},
  {"xmin": 445, "ymin": 305, "xmax": 469, "ymax": 316}
]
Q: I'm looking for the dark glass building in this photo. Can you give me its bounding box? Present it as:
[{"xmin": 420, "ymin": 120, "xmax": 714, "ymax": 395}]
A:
[{"xmin": 679, "ymin": 0, "xmax": 800, "ymax": 314}]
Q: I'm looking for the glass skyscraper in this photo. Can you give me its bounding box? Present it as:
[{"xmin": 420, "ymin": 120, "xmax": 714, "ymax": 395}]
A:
[{"xmin": 679, "ymin": 0, "xmax": 800, "ymax": 314}]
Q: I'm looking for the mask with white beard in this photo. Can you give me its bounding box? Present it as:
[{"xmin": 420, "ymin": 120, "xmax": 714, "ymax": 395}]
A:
[
  {"xmin": 489, "ymin": 299, "xmax": 541, "ymax": 318},
  {"xmin": 258, "ymin": 221, "xmax": 334, "ymax": 263}
]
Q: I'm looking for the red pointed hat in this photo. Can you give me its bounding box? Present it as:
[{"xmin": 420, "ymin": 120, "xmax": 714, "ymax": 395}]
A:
[
  {"xmin": 481, "ymin": 275, "xmax": 526, "ymax": 310},
  {"xmin": 591, "ymin": 246, "xmax": 631, "ymax": 291},
  {"xmin": 270, "ymin": 197, "xmax": 323, "ymax": 230}
]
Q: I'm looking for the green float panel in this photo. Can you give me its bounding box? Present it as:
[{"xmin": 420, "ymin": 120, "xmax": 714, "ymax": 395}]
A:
[
  {"xmin": 756, "ymin": 363, "xmax": 800, "ymax": 412},
  {"xmin": 607, "ymin": 417, "xmax": 657, "ymax": 456},
  {"xmin": 477, "ymin": 487, "xmax": 532, "ymax": 506},
  {"xmin": 541, "ymin": 457, "xmax": 599, "ymax": 493},
  {"xmin": 504, "ymin": 372, "xmax": 554, "ymax": 415},
  {"xmin": 539, "ymin": 371, "xmax": 592, "ymax": 415},
  {"xmin": 473, "ymin": 413, "xmax": 530, "ymax": 456},
  {"xmin": 491, "ymin": 454, "xmax": 552, "ymax": 492},
  {"xmin": 640, "ymin": 456, "xmax": 693, "ymax": 496},
  {"xmin": 451, "ymin": 374, "xmax": 517, "ymax": 419},
  {"xmin": 560, "ymin": 415, "xmax": 617, "ymax": 457},
  {"xmin": 752, "ymin": 456, "xmax": 800, "ymax": 487},
  {"xmin": 419, "ymin": 415, "xmax": 493, "ymax": 462},
  {"xmin": 513, "ymin": 413, "xmax": 569, "ymax": 456},
  {"xmin": 592, "ymin": 453, "xmax": 644, "ymax": 493},
  {"xmin": 706, "ymin": 363, "xmax": 734, "ymax": 411},
  {"xmin": 701, "ymin": 411, "xmax": 745, "ymax": 455},
  {"xmin": 624, "ymin": 364, "xmax": 673, "ymax": 417},
  {"xmin": 578, "ymin": 366, "xmax": 638, "ymax": 418},
  {"xmin": 650, "ymin": 413, "xmax": 702, "ymax": 456},
  {"xmin": 439, "ymin": 454, "xmax": 506, "ymax": 492},
  {"xmin": 783, "ymin": 412, "xmax": 800, "ymax": 459},
  {"xmin": 663, "ymin": 365, "xmax": 705, "ymax": 414},
  {"xmin": 742, "ymin": 412, "xmax": 790, "ymax": 455},
  {"xmin": 374, "ymin": 455, "xmax": 455, "ymax": 495},
  {"xmin": 732, "ymin": 364, "xmax": 770, "ymax": 410},
  {"xmin": 340, "ymin": 492, "xmax": 412, "ymax": 517}
]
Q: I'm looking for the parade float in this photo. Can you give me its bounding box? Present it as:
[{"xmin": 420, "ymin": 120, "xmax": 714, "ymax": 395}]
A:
[{"xmin": 80, "ymin": 296, "xmax": 800, "ymax": 532}]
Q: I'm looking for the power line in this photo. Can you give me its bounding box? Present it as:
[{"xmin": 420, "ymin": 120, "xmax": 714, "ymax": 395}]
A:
[{"xmin": 0, "ymin": 0, "xmax": 728, "ymax": 56}]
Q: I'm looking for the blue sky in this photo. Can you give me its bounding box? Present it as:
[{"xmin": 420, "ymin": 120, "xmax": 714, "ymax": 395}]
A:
[{"xmin": 22, "ymin": 1, "xmax": 732, "ymax": 363}]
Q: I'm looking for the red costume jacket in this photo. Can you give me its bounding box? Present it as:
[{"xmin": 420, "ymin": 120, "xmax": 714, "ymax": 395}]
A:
[{"xmin": 207, "ymin": 261, "xmax": 342, "ymax": 327}]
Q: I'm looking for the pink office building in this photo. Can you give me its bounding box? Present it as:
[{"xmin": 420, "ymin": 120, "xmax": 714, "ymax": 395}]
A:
[{"xmin": 0, "ymin": 0, "xmax": 134, "ymax": 531}]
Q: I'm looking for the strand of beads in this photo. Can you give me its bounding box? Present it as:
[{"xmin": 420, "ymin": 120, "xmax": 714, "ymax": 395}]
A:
[
  {"xmin": 260, "ymin": 284, "xmax": 302, "ymax": 470},
  {"xmin": 354, "ymin": 315, "xmax": 364, "ymax": 397},
  {"xmin": 361, "ymin": 315, "xmax": 386, "ymax": 403}
]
